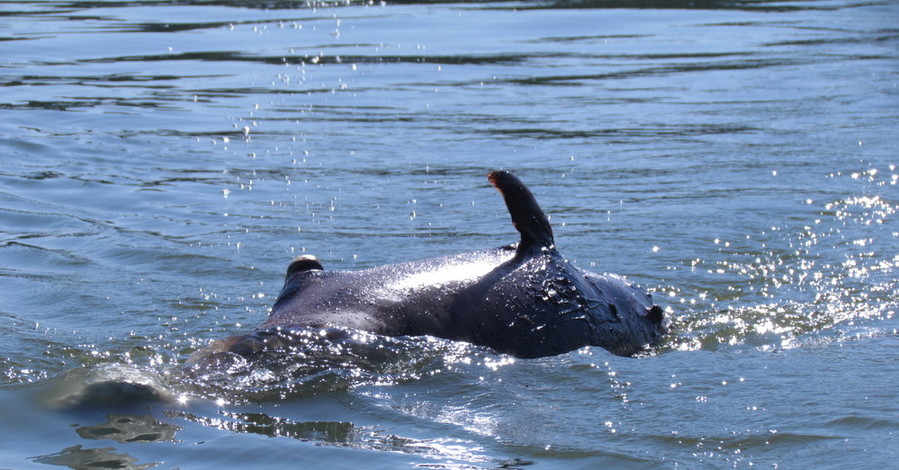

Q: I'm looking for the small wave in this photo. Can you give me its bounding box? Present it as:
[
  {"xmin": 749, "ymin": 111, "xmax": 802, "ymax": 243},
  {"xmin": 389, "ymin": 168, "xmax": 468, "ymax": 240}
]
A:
[{"xmin": 173, "ymin": 326, "xmax": 484, "ymax": 403}]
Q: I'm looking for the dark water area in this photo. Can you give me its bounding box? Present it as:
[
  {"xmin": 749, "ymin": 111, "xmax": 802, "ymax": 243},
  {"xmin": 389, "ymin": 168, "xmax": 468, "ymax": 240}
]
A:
[{"xmin": 1, "ymin": 0, "xmax": 897, "ymax": 468}]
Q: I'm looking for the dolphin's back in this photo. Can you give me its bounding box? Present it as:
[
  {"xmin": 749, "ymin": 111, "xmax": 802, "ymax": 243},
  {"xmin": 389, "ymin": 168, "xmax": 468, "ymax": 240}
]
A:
[{"xmin": 242, "ymin": 171, "xmax": 666, "ymax": 358}]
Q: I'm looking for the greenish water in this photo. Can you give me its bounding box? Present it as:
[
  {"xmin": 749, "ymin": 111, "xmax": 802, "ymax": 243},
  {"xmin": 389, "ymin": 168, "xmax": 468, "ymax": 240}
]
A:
[{"xmin": 1, "ymin": 0, "xmax": 897, "ymax": 468}]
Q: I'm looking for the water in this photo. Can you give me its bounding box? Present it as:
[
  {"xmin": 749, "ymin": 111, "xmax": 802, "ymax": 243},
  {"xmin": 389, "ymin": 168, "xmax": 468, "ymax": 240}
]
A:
[{"xmin": 1, "ymin": 0, "xmax": 897, "ymax": 467}]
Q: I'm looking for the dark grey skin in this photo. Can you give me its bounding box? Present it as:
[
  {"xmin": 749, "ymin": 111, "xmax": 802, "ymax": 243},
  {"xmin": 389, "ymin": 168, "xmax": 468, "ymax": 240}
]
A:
[
  {"xmin": 47, "ymin": 173, "xmax": 664, "ymax": 409},
  {"xmin": 220, "ymin": 171, "xmax": 666, "ymax": 359}
]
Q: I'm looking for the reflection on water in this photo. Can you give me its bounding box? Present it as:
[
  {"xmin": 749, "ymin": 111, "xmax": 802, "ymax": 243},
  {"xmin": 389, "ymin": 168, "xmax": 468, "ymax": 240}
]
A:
[
  {"xmin": 170, "ymin": 407, "xmax": 495, "ymax": 463},
  {"xmin": 31, "ymin": 445, "xmax": 158, "ymax": 470},
  {"xmin": 77, "ymin": 414, "xmax": 180, "ymax": 444}
]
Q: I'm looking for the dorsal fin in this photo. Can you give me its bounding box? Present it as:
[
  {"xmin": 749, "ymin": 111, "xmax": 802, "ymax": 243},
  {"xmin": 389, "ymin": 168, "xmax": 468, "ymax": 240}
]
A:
[
  {"xmin": 285, "ymin": 254, "xmax": 323, "ymax": 278},
  {"xmin": 487, "ymin": 170, "xmax": 554, "ymax": 254}
]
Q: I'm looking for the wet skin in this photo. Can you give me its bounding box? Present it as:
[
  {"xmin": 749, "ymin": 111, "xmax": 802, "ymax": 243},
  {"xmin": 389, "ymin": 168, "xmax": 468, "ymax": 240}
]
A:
[{"xmin": 218, "ymin": 171, "xmax": 666, "ymax": 358}]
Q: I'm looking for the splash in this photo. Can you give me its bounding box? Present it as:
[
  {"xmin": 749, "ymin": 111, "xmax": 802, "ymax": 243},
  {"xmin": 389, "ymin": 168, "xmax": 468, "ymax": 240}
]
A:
[
  {"xmin": 174, "ymin": 326, "xmax": 487, "ymax": 404},
  {"xmin": 666, "ymin": 175, "xmax": 898, "ymax": 352}
]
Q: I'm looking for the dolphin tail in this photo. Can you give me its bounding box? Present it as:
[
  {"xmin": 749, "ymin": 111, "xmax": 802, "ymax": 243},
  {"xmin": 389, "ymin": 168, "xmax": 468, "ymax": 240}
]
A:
[{"xmin": 488, "ymin": 170, "xmax": 554, "ymax": 253}]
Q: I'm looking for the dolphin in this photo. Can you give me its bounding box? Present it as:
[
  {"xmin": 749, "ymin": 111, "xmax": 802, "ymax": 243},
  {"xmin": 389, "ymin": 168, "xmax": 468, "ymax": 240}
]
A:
[
  {"xmin": 46, "ymin": 171, "xmax": 667, "ymax": 409},
  {"xmin": 210, "ymin": 171, "xmax": 666, "ymax": 359}
]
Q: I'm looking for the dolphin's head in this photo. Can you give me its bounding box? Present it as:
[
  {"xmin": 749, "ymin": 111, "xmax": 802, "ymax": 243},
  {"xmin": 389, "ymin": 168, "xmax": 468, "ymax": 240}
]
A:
[
  {"xmin": 644, "ymin": 304, "xmax": 668, "ymax": 344},
  {"xmin": 583, "ymin": 271, "xmax": 668, "ymax": 355}
]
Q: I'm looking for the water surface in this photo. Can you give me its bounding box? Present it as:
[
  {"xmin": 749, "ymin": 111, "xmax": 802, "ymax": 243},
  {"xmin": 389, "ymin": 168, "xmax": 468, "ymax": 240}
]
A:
[{"xmin": 1, "ymin": 0, "xmax": 897, "ymax": 468}]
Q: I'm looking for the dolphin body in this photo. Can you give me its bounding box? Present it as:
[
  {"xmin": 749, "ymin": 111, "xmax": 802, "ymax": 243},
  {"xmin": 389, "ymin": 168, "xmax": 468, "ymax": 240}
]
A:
[
  {"xmin": 46, "ymin": 172, "xmax": 666, "ymax": 410},
  {"xmin": 217, "ymin": 171, "xmax": 666, "ymax": 359}
]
